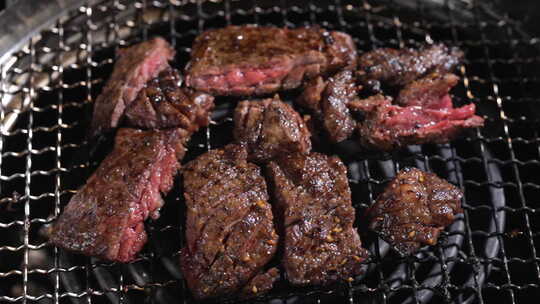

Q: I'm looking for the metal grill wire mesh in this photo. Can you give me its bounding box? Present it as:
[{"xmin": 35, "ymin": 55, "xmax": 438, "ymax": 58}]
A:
[{"xmin": 0, "ymin": 0, "xmax": 539, "ymax": 303}]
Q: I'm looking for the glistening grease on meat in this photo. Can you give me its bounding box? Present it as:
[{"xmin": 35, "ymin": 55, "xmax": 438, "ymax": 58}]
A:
[
  {"xmin": 367, "ymin": 167, "xmax": 463, "ymax": 254},
  {"xmin": 233, "ymin": 96, "xmax": 311, "ymax": 163},
  {"xmin": 266, "ymin": 152, "xmax": 368, "ymax": 286},
  {"xmin": 186, "ymin": 25, "xmax": 357, "ymax": 96},
  {"xmin": 180, "ymin": 145, "xmax": 278, "ymax": 299}
]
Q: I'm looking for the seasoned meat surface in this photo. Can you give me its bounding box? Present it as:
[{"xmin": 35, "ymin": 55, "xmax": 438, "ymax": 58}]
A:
[
  {"xmin": 186, "ymin": 25, "xmax": 357, "ymax": 96},
  {"xmin": 89, "ymin": 37, "xmax": 175, "ymax": 138},
  {"xmin": 397, "ymin": 73, "xmax": 459, "ymax": 107},
  {"xmin": 350, "ymin": 94, "xmax": 484, "ymax": 150},
  {"xmin": 233, "ymin": 97, "xmax": 311, "ymax": 163},
  {"xmin": 241, "ymin": 268, "xmax": 280, "ymax": 298},
  {"xmin": 297, "ymin": 70, "xmax": 359, "ymax": 142},
  {"xmin": 357, "ymin": 44, "xmax": 463, "ymax": 91},
  {"xmin": 180, "ymin": 145, "xmax": 278, "ymax": 299},
  {"xmin": 124, "ymin": 68, "xmax": 214, "ymax": 131},
  {"xmin": 367, "ymin": 167, "xmax": 463, "ymax": 254},
  {"xmin": 266, "ymin": 152, "xmax": 369, "ymax": 286},
  {"xmin": 50, "ymin": 128, "xmax": 185, "ymax": 262}
]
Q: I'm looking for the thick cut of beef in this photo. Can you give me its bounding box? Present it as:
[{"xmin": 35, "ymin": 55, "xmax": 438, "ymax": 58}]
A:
[
  {"xmin": 266, "ymin": 152, "xmax": 368, "ymax": 286},
  {"xmin": 367, "ymin": 167, "xmax": 463, "ymax": 254},
  {"xmin": 50, "ymin": 128, "xmax": 185, "ymax": 262},
  {"xmin": 180, "ymin": 145, "xmax": 278, "ymax": 299},
  {"xmin": 297, "ymin": 70, "xmax": 359, "ymax": 142},
  {"xmin": 89, "ymin": 37, "xmax": 175, "ymax": 138},
  {"xmin": 233, "ymin": 96, "xmax": 311, "ymax": 163},
  {"xmin": 241, "ymin": 268, "xmax": 280, "ymax": 298},
  {"xmin": 396, "ymin": 73, "xmax": 459, "ymax": 107},
  {"xmin": 185, "ymin": 25, "xmax": 357, "ymax": 96},
  {"xmin": 357, "ymin": 44, "xmax": 463, "ymax": 91},
  {"xmin": 349, "ymin": 94, "xmax": 484, "ymax": 150},
  {"xmin": 124, "ymin": 68, "xmax": 215, "ymax": 131}
]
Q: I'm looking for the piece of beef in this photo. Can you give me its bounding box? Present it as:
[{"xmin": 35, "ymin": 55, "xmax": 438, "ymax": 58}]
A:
[
  {"xmin": 396, "ymin": 73, "xmax": 459, "ymax": 107},
  {"xmin": 185, "ymin": 25, "xmax": 357, "ymax": 96},
  {"xmin": 89, "ymin": 37, "xmax": 175, "ymax": 138},
  {"xmin": 297, "ymin": 70, "xmax": 359, "ymax": 142},
  {"xmin": 180, "ymin": 145, "xmax": 278, "ymax": 299},
  {"xmin": 357, "ymin": 44, "xmax": 463, "ymax": 91},
  {"xmin": 349, "ymin": 94, "xmax": 484, "ymax": 151},
  {"xmin": 233, "ymin": 97, "xmax": 311, "ymax": 163},
  {"xmin": 367, "ymin": 167, "xmax": 463, "ymax": 254},
  {"xmin": 266, "ymin": 152, "xmax": 369, "ymax": 286},
  {"xmin": 49, "ymin": 128, "xmax": 186, "ymax": 262},
  {"xmin": 124, "ymin": 68, "xmax": 215, "ymax": 131}
]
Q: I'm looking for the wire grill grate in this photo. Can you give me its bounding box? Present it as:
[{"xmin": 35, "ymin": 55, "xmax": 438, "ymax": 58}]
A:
[{"xmin": 1, "ymin": 0, "xmax": 540, "ymax": 303}]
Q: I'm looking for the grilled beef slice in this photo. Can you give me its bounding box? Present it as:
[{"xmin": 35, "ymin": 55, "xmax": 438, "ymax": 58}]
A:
[
  {"xmin": 124, "ymin": 68, "xmax": 214, "ymax": 131},
  {"xmin": 357, "ymin": 44, "xmax": 463, "ymax": 91},
  {"xmin": 349, "ymin": 94, "xmax": 484, "ymax": 150},
  {"xmin": 180, "ymin": 144, "xmax": 278, "ymax": 299},
  {"xmin": 266, "ymin": 152, "xmax": 368, "ymax": 286},
  {"xmin": 185, "ymin": 25, "xmax": 357, "ymax": 96},
  {"xmin": 367, "ymin": 167, "xmax": 463, "ymax": 254},
  {"xmin": 233, "ymin": 96, "xmax": 311, "ymax": 163},
  {"xmin": 297, "ymin": 69, "xmax": 359, "ymax": 142},
  {"xmin": 396, "ymin": 73, "xmax": 459, "ymax": 107},
  {"xmin": 89, "ymin": 37, "xmax": 175, "ymax": 138},
  {"xmin": 50, "ymin": 128, "xmax": 185, "ymax": 262}
]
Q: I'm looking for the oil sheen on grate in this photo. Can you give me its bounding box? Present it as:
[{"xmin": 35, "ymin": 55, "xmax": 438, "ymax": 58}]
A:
[{"xmin": 1, "ymin": 0, "xmax": 540, "ymax": 303}]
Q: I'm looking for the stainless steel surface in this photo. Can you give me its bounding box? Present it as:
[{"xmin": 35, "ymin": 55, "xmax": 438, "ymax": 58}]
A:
[{"xmin": 0, "ymin": 0, "xmax": 539, "ymax": 303}]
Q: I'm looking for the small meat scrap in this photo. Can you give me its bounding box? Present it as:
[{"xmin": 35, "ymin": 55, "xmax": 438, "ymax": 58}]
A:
[
  {"xmin": 180, "ymin": 145, "xmax": 278, "ymax": 299},
  {"xmin": 90, "ymin": 37, "xmax": 175, "ymax": 138},
  {"xmin": 50, "ymin": 128, "xmax": 186, "ymax": 262},
  {"xmin": 396, "ymin": 73, "xmax": 459, "ymax": 108},
  {"xmin": 357, "ymin": 44, "xmax": 463, "ymax": 91},
  {"xmin": 367, "ymin": 167, "xmax": 463, "ymax": 254},
  {"xmin": 266, "ymin": 152, "xmax": 369, "ymax": 286},
  {"xmin": 186, "ymin": 25, "xmax": 357, "ymax": 96},
  {"xmin": 349, "ymin": 94, "xmax": 484, "ymax": 151},
  {"xmin": 124, "ymin": 68, "xmax": 214, "ymax": 131},
  {"xmin": 297, "ymin": 70, "xmax": 359, "ymax": 143},
  {"xmin": 233, "ymin": 96, "xmax": 311, "ymax": 163}
]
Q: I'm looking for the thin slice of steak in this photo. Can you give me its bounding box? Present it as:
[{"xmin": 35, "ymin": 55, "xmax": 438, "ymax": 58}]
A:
[
  {"xmin": 180, "ymin": 144, "xmax": 278, "ymax": 299},
  {"xmin": 367, "ymin": 167, "xmax": 463, "ymax": 254},
  {"xmin": 233, "ymin": 96, "xmax": 311, "ymax": 163},
  {"xmin": 357, "ymin": 44, "xmax": 463, "ymax": 91},
  {"xmin": 297, "ymin": 70, "xmax": 359, "ymax": 142},
  {"xmin": 89, "ymin": 37, "xmax": 175, "ymax": 138},
  {"xmin": 124, "ymin": 68, "xmax": 215, "ymax": 131},
  {"xmin": 185, "ymin": 25, "xmax": 357, "ymax": 96},
  {"xmin": 266, "ymin": 152, "xmax": 369, "ymax": 286},
  {"xmin": 49, "ymin": 128, "xmax": 186, "ymax": 262},
  {"xmin": 349, "ymin": 94, "xmax": 484, "ymax": 150}
]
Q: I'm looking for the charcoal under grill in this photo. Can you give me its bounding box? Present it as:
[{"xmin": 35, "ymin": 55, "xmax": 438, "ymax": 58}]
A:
[{"xmin": 1, "ymin": 0, "xmax": 539, "ymax": 303}]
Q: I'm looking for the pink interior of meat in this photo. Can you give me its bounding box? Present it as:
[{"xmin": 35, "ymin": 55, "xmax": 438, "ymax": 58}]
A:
[
  {"xmin": 116, "ymin": 148, "xmax": 179, "ymax": 262},
  {"xmin": 385, "ymin": 94, "xmax": 480, "ymax": 130},
  {"xmin": 192, "ymin": 63, "xmax": 291, "ymax": 91},
  {"xmin": 124, "ymin": 51, "xmax": 171, "ymax": 103}
]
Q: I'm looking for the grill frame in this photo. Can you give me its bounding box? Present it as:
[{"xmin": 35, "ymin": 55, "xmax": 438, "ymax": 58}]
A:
[{"xmin": 1, "ymin": 0, "xmax": 539, "ymax": 303}]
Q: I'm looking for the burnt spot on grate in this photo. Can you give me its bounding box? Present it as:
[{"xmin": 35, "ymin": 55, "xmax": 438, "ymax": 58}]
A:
[{"xmin": 0, "ymin": 0, "xmax": 540, "ymax": 303}]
